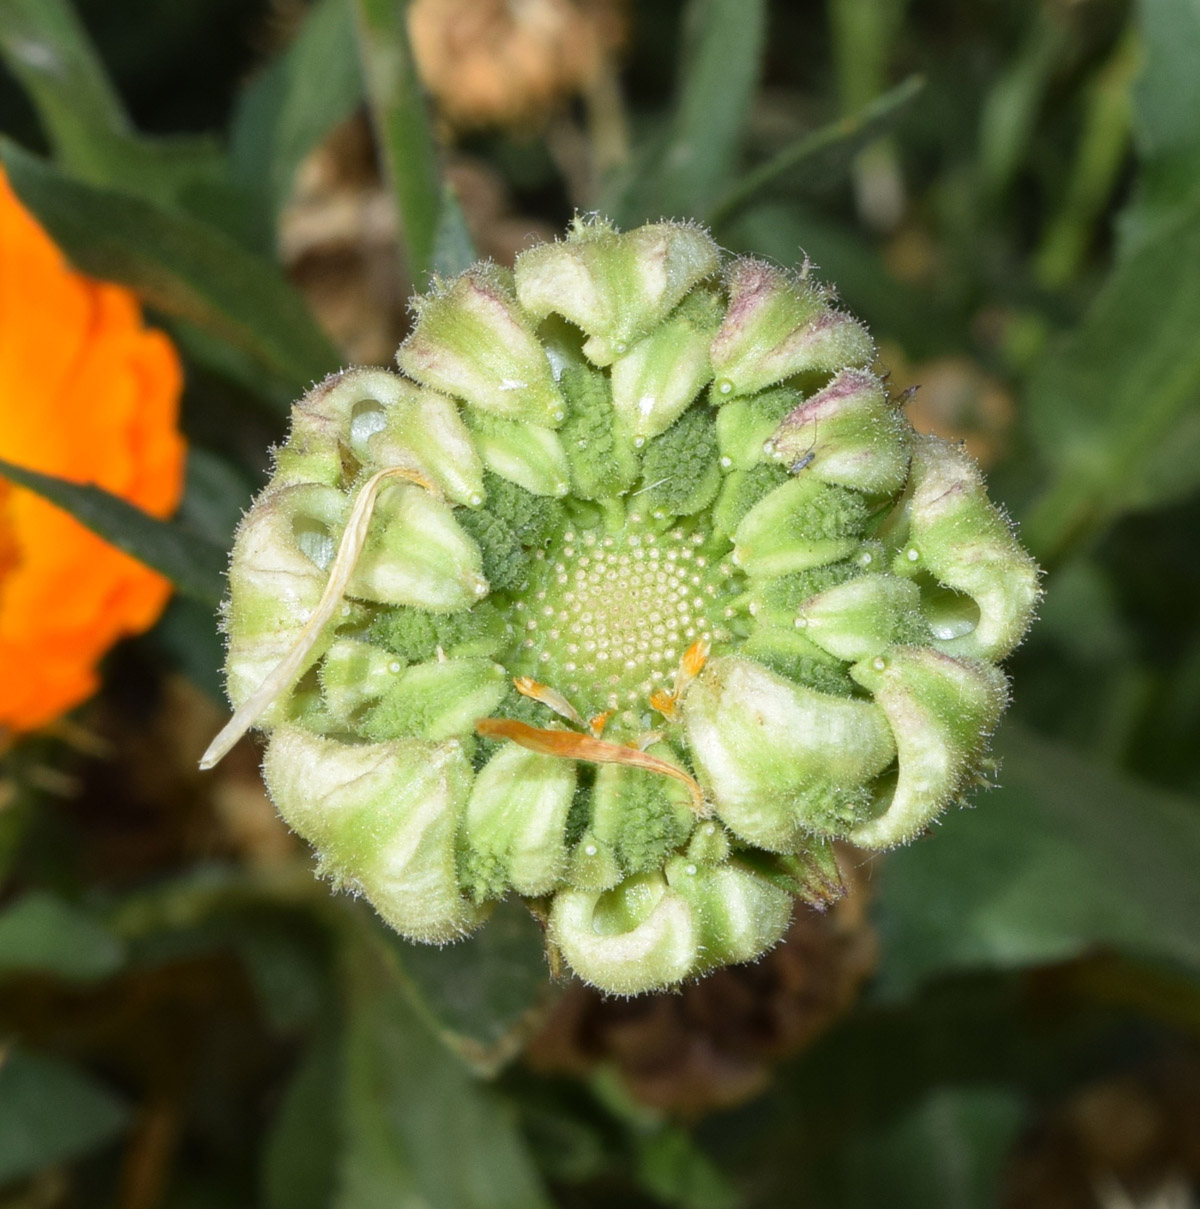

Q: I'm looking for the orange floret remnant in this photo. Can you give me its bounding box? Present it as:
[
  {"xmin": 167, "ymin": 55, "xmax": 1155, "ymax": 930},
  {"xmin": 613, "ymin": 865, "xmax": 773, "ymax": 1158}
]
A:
[
  {"xmin": 475, "ymin": 716, "xmax": 709, "ymax": 816},
  {"xmin": 0, "ymin": 167, "xmax": 186, "ymax": 737}
]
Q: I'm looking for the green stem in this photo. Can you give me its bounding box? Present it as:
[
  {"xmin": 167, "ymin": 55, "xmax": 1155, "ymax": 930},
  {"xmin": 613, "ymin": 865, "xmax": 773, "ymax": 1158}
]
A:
[
  {"xmin": 828, "ymin": 0, "xmax": 911, "ymax": 228},
  {"xmin": 1034, "ymin": 27, "xmax": 1139, "ymax": 290},
  {"xmin": 707, "ymin": 75, "xmax": 924, "ymax": 229},
  {"xmin": 350, "ymin": 0, "xmax": 442, "ymax": 284}
]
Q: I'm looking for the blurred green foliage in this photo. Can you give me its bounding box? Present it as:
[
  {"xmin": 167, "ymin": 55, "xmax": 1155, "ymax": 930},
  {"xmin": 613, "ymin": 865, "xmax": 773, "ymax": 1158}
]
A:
[{"xmin": 2, "ymin": 0, "xmax": 1200, "ymax": 1206}]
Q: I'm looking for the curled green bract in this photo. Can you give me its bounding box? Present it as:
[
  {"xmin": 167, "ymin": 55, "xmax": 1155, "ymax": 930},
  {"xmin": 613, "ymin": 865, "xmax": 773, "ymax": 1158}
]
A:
[{"xmin": 205, "ymin": 217, "xmax": 1039, "ymax": 995}]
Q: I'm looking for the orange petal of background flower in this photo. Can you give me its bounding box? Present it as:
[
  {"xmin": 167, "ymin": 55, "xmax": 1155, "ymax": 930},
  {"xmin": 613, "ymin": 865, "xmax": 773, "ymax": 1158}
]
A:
[
  {"xmin": 0, "ymin": 167, "xmax": 186, "ymax": 735},
  {"xmin": 0, "ymin": 480, "xmax": 17, "ymax": 585}
]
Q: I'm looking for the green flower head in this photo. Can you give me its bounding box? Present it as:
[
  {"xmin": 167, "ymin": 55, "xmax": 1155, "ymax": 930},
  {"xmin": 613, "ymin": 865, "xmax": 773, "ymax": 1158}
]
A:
[{"xmin": 203, "ymin": 217, "xmax": 1039, "ymax": 995}]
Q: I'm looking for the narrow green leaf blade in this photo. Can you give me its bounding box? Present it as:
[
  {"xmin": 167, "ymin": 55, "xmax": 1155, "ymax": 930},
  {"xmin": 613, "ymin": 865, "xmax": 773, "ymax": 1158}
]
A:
[
  {"xmin": 0, "ymin": 0, "xmax": 256, "ymax": 243},
  {"xmin": 607, "ymin": 0, "xmax": 766, "ymax": 223},
  {"xmin": 0, "ymin": 0, "xmax": 130, "ymax": 169},
  {"xmin": 1121, "ymin": 0, "xmax": 1200, "ymax": 250},
  {"xmin": 351, "ymin": 0, "xmax": 444, "ymax": 283},
  {"xmin": 431, "ymin": 183, "xmax": 479, "ymax": 279},
  {"xmin": 0, "ymin": 1049, "xmax": 128, "ymax": 1185},
  {"xmin": 0, "ymin": 893, "xmax": 125, "ymax": 982},
  {"xmin": 337, "ymin": 926, "xmax": 553, "ymax": 1209},
  {"xmin": 0, "ymin": 140, "xmax": 340, "ymax": 392},
  {"xmin": 874, "ymin": 724, "xmax": 1200, "ymax": 998},
  {"xmin": 975, "ymin": 8, "xmax": 1068, "ymax": 199},
  {"xmin": 231, "ymin": 0, "xmax": 363, "ymax": 215},
  {"xmin": 665, "ymin": 0, "xmax": 766, "ymax": 216},
  {"xmin": 1022, "ymin": 192, "xmax": 1200, "ymax": 561},
  {"xmin": 0, "ymin": 457, "xmax": 226, "ymax": 606},
  {"xmin": 709, "ymin": 75, "xmax": 925, "ymax": 227},
  {"xmin": 89, "ymin": 136, "xmax": 259, "ymax": 246}
]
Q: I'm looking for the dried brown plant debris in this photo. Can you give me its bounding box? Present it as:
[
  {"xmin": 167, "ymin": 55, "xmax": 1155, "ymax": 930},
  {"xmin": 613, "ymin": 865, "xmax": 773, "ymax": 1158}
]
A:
[
  {"xmin": 525, "ymin": 851, "xmax": 877, "ymax": 1117},
  {"xmin": 408, "ymin": 0, "xmax": 625, "ymax": 131}
]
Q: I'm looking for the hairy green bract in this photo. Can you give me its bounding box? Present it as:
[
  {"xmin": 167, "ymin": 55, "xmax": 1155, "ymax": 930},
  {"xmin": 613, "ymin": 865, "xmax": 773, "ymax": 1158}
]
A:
[{"xmin": 204, "ymin": 217, "xmax": 1039, "ymax": 995}]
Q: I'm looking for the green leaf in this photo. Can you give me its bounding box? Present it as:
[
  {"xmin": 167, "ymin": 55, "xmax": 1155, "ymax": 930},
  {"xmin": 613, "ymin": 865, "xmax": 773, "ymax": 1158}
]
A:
[
  {"xmin": 431, "ymin": 183, "xmax": 479, "ymax": 279},
  {"xmin": 180, "ymin": 448, "xmax": 256, "ymax": 548},
  {"xmin": 838, "ymin": 1086, "xmax": 1025, "ymax": 1209},
  {"xmin": 0, "ymin": 1048, "xmax": 128, "ymax": 1184},
  {"xmin": 1019, "ymin": 4, "xmax": 1200, "ymax": 560},
  {"xmin": 713, "ymin": 973, "xmax": 1115, "ymax": 1209},
  {"xmin": 336, "ymin": 925, "xmax": 553, "ymax": 1209},
  {"xmin": 0, "ymin": 456, "xmax": 227, "ymax": 606},
  {"xmin": 0, "ymin": 140, "xmax": 341, "ymax": 393},
  {"xmin": 230, "ymin": 0, "xmax": 363, "ymax": 217},
  {"xmin": 1032, "ymin": 28, "xmax": 1138, "ymax": 290},
  {"xmin": 635, "ymin": 1127, "xmax": 737, "ymax": 1209},
  {"xmin": 0, "ymin": 893, "xmax": 125, "ymax": 982},
  {"xmin": 233, "ymin": 920, "xmax": 328, "ymax": 1037},
  {"xmin": 0, "ymin": 0, "xmax": 256, "ymax": 243},
  {"xmin": 667, "ymin": 0, "xmax": 767, "ymax": 213},
  {"xmin": 874, "ymin": 724, "xmax": 1200, "ymax": 998},
  {"xmin": 392, "ymin": 899, "xmax": 550, "ymax": 1076},
  {"xmin": 1021, "ymin": 190, "xmax": 1200, "ymax": 561},
  {"xmin": 90, "ymin": 136, "xmax": 260, "ymax": 247},
  {"xmin": 709, "ymin": 75, "xmax": 925, "ymax": 228},
  {"xmin": 263, "ymin": 1022, "xmax": 341, "ymax": 1209},
  {"xmin": 0, "ymin": 0, "xmax": 130, "ymax": 167},
  {"xmin": 0, "ymin": 804, "xmax": 29, "ymax": 891},
  {"xmin": 975, "ymin": 7, "xmax": 1070, "ymax": 198},
  {"xmin": 165, "ymin": 318, "xmax": 299, "ymax": 416},
  {"xmin": 607, "ymin": 0, "xmax": 766, "ymax": 223},
  {"xmin": 1121, "ymin": 0, "xmax": 1200, "ymax": 251},
  {"xmin": 351, "ymin": 0, "xmax": 445, "ymax": 284}
]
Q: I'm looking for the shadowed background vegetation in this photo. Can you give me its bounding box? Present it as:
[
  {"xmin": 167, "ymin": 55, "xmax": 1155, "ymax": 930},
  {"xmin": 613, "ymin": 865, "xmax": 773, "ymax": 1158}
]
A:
[{"xmin": 2, "ymin": 0, "xmax": 1200, "ymax": 1206}]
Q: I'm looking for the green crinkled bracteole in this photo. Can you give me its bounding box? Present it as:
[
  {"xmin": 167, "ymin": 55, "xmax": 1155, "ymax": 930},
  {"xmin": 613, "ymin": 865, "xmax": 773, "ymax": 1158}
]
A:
[{"xmin": 203, "ymin": 216, "xmax": 1040, "ymax": 995}]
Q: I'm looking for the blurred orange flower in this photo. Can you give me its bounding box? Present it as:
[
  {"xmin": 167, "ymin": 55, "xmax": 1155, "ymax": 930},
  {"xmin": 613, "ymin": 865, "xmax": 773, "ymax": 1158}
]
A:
[{"xmin": 0, "ymin": 167, "xmax": 186, "ymax": 736}]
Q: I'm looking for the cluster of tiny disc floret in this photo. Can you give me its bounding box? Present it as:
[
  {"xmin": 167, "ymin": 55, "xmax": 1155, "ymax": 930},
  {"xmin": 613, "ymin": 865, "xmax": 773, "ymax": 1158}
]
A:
[{"xmin": 507, "ymin": 513, "xmax": 736, "ymax": 725}]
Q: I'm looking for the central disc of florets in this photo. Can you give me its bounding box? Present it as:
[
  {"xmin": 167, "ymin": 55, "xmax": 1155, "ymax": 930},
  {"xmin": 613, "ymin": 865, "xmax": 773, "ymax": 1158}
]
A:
[{"xmin": 508, "ymin": 513, "xmax": 737, "ymax": 728}]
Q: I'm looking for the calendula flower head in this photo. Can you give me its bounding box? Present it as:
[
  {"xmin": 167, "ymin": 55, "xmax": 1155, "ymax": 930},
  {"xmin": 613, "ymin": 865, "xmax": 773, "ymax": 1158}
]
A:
[
  {"xmin": 207, "ymin": 217, "xmax": 1039, "ymax": 995},
  {"xmin": 0, "ymin": 168, "xmax": 185, "ymax": 738}
]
